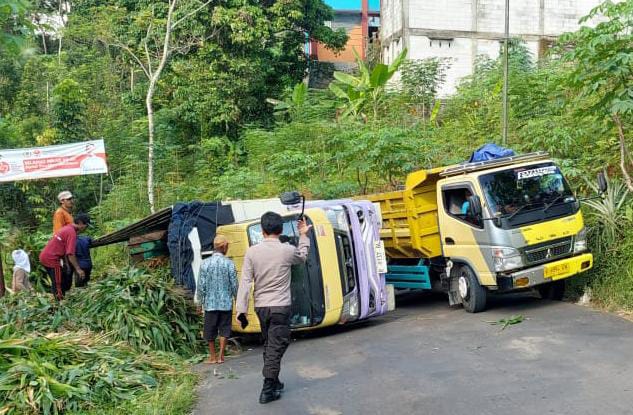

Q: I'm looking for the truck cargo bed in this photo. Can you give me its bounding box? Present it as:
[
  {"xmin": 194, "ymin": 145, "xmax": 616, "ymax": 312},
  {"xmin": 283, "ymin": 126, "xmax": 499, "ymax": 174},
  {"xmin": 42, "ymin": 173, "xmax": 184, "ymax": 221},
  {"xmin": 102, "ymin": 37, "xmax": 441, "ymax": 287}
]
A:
[{"xmin": 362, "ymin": 167, "xmax": 445, "ymax": 259}]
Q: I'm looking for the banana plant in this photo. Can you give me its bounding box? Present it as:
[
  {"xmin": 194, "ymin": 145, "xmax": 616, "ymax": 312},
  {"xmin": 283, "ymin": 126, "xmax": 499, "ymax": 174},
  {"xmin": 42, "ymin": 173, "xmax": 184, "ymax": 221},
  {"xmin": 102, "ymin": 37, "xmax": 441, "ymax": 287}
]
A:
[
  {"xmin": 266, "ymin": 82, "xmax": 308, "ymax": 122},
  {"xmin": 329, "ymin": 48, "xmax": 407, "ymax": 120}
]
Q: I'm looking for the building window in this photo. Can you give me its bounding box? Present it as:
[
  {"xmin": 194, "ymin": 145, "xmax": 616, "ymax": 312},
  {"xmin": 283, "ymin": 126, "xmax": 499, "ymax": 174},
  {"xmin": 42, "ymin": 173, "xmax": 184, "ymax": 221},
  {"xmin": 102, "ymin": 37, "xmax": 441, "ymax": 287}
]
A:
[{"xmin": 429, "ymin": 37, "xmax": 454, "ymax": 48}]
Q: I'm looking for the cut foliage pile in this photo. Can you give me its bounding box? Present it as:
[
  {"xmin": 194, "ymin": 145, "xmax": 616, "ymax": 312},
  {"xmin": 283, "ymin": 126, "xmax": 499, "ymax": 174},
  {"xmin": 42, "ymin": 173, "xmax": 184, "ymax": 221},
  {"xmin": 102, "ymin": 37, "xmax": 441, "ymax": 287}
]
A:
[
  {"xmin": 0, "ymin": 267, "xmax": 202, "ymax": 414},
  {"xmin": 0, "ymin": 330, "xmax": 178, "ymax": 415},
  {"xmin": 66, "ymin": 267, "xmax": 202, "ymax": 354}
]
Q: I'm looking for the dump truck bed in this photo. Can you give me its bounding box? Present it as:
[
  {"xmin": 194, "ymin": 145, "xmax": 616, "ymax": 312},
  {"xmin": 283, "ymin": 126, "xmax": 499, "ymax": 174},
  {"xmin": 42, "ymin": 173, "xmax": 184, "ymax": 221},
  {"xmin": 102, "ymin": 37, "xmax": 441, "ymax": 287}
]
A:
[{"xmin": 363, "ymin": 167, "xmax": 445, "ymax": 259}]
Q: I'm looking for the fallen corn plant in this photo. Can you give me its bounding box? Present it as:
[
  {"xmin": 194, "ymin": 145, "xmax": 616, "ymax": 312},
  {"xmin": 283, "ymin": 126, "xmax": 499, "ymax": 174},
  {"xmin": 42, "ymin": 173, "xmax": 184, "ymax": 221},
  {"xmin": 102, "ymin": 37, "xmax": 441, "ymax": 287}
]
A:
[
  {"xmin": 65, "ymin": 267, "xmax": 203, "ymax": 354},
  {"xmin": 0, "ymin": 266, "xmax": 204, "ymax": 414},
  {"xmin": 486, "ymin": 315, "xmax": 525, "ymax": 330},
  {"xmin": 0, "ymin": 292, "xmax": 75, "ymax": 334},
  {"xmin": 0, "ymin": 329, "xmax": 182, "ymax": 415}
]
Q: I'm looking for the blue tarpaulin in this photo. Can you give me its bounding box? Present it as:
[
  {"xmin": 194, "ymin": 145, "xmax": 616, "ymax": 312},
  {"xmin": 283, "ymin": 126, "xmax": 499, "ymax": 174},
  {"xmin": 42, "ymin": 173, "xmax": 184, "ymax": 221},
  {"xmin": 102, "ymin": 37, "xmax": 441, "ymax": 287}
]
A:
[
  {"xmin": 167, "ymin": 202, "xmax": 234, "ymax": 293},
  {"xmin": 469, "ymin": 143, "xmax": 515, "ymax": 163}
]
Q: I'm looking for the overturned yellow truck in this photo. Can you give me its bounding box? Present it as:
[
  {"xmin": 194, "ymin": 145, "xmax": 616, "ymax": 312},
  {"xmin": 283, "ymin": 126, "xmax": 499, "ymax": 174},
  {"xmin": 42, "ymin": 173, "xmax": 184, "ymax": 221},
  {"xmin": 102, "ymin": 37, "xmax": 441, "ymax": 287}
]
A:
[{"xmin": 364, "ymin": 151, "xmax": 600, "ymax": 312}]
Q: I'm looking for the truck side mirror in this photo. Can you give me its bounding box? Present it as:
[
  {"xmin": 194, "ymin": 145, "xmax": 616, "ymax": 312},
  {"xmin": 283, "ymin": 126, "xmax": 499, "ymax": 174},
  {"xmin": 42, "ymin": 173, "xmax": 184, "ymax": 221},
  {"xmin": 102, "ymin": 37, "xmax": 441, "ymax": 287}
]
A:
[
  {"xmin": 280, "ymin": 191, "xmax": 305, "ymax": 220},
  {"xmin": 467, "ymin": 195, "xmax": 482, "ymax": 218},
  {"xmin": 597, "ymin": 171, "xmax": 608, "ymax": 194},
  {"xmin": 280, "ymin": 191, "xmax": 302, "ymax": 205}
]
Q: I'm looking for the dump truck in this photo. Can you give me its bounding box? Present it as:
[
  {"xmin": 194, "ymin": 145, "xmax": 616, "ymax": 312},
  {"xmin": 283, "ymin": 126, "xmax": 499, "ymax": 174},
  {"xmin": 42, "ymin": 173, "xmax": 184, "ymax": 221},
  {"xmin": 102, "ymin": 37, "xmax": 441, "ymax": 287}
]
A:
[
  {"xmin": 217, "ymin": 199, "xmax": 392, "ymax": 333},
  {"xmin": 364, "ymin": 151, "xmax": 600, "ymax": 312}
]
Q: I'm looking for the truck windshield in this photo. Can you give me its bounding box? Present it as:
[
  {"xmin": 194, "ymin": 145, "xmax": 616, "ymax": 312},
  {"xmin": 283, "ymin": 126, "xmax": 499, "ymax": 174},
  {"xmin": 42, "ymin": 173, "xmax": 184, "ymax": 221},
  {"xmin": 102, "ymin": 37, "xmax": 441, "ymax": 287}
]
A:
[
  {"xmin": 247, "ymin": 215, "xmax": 325, "ymax": 328},
  {"xmin": 479, "ymin": 163, "xmax": 577, "ymax": 227},
  {"xmin": 324, "ymin": 206, "xmax": 357, "ymax": 296}
]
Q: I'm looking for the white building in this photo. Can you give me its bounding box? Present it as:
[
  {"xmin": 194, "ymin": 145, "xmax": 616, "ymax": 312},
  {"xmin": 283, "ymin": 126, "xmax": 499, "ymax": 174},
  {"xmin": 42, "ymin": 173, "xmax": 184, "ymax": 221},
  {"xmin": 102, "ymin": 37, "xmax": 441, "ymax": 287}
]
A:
[{"xmin": 381, "ymin": 0, "xmax": 604, "ymax": 95}]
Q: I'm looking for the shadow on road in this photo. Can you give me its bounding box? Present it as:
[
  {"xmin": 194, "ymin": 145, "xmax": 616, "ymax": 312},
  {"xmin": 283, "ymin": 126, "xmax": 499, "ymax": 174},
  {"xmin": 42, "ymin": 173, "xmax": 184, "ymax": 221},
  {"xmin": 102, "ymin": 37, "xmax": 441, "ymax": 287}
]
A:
[{"xmin": 234, "ymin": 290, "xmax": 563, "ymax": 348}]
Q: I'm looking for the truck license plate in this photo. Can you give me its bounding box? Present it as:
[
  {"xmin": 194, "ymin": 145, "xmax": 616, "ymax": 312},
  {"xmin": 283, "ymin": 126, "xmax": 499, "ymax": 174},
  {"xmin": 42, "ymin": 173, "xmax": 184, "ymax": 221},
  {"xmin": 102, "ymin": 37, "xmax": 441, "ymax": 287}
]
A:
[
  {"xmin": 544, "ymin": 262, "xmax": 571, "ymax": 280},
  {"xmin": 374, "ymin": 241, "xmax": 388, "ymax": 274}
]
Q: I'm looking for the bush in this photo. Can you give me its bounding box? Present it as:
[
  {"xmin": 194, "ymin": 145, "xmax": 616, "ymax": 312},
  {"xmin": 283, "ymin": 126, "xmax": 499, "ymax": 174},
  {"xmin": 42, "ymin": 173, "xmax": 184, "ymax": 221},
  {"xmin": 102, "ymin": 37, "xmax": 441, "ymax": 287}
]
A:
[{"xmin": 588, "ymin": 227, "xmax": 633, "ymax": 311}]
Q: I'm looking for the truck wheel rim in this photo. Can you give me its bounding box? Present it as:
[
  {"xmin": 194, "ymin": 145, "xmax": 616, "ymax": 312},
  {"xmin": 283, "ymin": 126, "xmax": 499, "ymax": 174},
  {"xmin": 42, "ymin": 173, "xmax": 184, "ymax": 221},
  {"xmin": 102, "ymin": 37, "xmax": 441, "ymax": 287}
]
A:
[{"xmin": 458, "ymin": 275, "xmax": 469, "ymax": 299}]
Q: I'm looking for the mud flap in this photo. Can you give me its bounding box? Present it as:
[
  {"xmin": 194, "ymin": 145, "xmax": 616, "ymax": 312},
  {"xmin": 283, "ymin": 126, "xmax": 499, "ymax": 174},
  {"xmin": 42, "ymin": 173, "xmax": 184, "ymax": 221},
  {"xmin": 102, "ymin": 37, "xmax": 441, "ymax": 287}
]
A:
[
  {"xmin": 448, "ymin": 276, "xmax": 462, "ymax": 306},
  {"xmin": 446, "ymin": 260, "xmax": 462, "ymax": 306}
]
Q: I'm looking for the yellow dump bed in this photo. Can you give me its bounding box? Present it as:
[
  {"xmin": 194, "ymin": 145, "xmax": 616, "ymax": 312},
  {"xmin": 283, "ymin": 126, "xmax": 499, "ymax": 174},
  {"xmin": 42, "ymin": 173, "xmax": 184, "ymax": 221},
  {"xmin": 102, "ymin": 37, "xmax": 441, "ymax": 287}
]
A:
[{"xmin": 363, "ymin": 167, "xmax": 445, "ymax": 259}]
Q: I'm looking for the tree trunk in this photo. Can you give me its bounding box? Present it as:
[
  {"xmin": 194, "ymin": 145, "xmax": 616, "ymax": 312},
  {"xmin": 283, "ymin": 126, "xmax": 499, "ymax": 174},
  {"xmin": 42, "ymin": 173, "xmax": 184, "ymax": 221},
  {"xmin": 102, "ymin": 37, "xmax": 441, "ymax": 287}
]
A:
[
  {"xmin": 146, "ymin": 82, "xmax": 156, "ymax": 214},
  {"xmin": 46, "ymin": 81, "xmax": 50, "ymax": 114},
  {"xmin": 58, "ymin": 0, "xmax": 64, "ymax": 64},
  {"xmin": 0, "ymin": 247, "xmax": 5, "ymax": 298},
  {"xmin": 41, "ymin": 32, "xmax": 47, "ymax": 54},
  {"xmin": 145, "ymin": 0, "xmax": 177, "ymax": 213},
  {"xmin": 613, "ymin": 113, "xmax": 633, "ymax": 191}
]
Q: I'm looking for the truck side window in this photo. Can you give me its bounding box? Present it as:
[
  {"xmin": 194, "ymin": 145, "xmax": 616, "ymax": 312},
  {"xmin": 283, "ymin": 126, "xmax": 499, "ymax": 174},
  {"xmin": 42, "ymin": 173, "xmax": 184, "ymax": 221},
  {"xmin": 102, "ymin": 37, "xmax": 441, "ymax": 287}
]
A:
[{"xmin": 442, "ymin": 187, "xmax": 482, "ymax": 228}]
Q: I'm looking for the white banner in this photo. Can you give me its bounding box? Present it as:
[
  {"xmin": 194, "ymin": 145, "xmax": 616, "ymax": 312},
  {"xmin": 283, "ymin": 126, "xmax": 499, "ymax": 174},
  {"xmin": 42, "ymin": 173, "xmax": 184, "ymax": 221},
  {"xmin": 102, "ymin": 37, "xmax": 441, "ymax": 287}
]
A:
[{"xmin": 0, "ymin": 139, "xmax": 108, "ymax": 182}]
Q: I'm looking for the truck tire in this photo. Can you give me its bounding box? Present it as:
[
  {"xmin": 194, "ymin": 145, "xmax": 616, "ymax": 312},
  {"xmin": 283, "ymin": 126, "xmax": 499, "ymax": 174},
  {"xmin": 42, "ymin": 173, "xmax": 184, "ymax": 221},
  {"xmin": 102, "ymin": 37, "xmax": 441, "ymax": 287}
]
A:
[
  {"xmin": 538, "ymin": 280, "xmax": 565, "ymax": 301},
  {"xmin": 456, "ymin": 264, "xmax": 487, "ymax": 313}
]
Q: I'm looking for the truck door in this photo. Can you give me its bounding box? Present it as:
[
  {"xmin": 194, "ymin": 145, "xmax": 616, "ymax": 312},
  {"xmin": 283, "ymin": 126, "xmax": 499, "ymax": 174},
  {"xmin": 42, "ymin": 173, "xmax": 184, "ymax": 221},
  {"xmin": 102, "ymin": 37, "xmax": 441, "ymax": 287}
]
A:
[{"xmin": 437, "ymin": 183, "xmax": 494, "ymax": 286}]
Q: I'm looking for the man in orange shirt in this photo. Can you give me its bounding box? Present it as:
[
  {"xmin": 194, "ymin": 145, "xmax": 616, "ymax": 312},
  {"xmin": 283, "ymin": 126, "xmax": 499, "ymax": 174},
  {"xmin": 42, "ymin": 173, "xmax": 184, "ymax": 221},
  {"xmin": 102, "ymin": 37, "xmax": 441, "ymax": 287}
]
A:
[{"xmin": 53, "ymin": 190, "xmax": 74, "ymax": 233}]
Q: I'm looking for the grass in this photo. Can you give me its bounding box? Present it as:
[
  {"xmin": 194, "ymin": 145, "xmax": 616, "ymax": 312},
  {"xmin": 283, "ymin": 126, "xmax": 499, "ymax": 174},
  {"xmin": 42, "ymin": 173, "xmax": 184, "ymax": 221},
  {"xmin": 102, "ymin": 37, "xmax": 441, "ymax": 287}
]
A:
[
  {"xmin": 590, "ymin": 253, "xmax": 633, "ymax": 311},
  {"xmin": 576, "ymin": 214, "xmax": 633, "ymax": 312},
  {"xmin": 70, "ymin": 372, "xmax": 199, "ymax": 415}
]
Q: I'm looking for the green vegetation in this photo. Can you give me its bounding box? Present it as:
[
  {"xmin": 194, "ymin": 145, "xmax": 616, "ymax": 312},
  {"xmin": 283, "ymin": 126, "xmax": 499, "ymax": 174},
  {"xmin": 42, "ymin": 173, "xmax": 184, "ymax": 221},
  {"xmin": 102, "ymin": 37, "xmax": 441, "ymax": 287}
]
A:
[
  {"xmin": 487, "ymin": 315, "xmax": 525, "ymax": 331},
  {"xmin": 2, "ymin": 0, "xmax": 633, "ymax": 412},
  {"xmin": 0, "ymin": 267, "xmax": 203, "ymax": 414}
]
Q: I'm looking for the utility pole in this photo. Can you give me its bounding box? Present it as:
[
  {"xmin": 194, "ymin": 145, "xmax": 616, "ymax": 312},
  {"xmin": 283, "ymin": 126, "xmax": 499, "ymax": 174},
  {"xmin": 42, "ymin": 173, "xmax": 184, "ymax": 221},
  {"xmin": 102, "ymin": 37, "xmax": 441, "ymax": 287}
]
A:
[{"xmin": 502, "ymin": 0, "xmax": 509, "ymax": 145}]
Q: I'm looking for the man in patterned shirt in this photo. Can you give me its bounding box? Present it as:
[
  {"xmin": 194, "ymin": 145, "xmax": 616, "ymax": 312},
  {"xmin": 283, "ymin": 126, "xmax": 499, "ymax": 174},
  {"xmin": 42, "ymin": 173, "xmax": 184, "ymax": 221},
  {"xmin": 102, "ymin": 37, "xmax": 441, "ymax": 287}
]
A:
[{"xmin": 197, "ymin": 235, "xmax": 237, "ymax": 364}]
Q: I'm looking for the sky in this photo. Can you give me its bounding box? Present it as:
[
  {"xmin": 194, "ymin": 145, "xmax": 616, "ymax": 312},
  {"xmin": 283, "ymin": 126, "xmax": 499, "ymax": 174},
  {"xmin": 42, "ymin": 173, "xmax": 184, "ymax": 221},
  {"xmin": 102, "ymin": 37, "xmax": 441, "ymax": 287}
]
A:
[{"xmin": 323, "ymin": 0, "xmax": 381, "ymax": 12}]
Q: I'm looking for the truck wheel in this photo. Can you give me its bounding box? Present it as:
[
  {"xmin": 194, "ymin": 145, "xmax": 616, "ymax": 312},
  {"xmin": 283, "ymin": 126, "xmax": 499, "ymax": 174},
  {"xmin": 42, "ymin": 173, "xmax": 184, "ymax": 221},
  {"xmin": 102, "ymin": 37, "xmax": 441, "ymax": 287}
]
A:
[
  {"xmin": 456, "ymin": 264, "xmax": 487, "ymax": 313},
  {"xmin": 538, "ymin": 280, "xmax": 565, "ymax": 301}
]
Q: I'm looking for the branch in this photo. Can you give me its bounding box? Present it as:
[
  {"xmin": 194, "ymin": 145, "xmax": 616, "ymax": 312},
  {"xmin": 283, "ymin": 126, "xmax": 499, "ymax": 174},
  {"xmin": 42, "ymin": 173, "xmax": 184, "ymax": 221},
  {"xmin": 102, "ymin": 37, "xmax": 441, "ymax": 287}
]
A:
[
  {"xmin": 613, "ymin": 113, "xmax": 633, "ymax": 192},
  {"xmin": 152, "ymin": 0, "xmax": 178, "ymax": 82},
  {"xmin": 172, "ymin": 0, "xmax": 213, "ymax": 29},
  {"xmin": 143, "ymin": 21, "xmax": 154, "ymax": 77},
  {"xmin": 109, "ymin": 43, "xmax": 151, "ymax": 79}
]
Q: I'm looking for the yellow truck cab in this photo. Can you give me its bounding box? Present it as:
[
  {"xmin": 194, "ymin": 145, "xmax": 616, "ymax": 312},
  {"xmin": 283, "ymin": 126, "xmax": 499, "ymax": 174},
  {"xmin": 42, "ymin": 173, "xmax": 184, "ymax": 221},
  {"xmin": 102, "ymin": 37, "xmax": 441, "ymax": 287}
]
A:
[
  {"xmin": 365, "ymin": 152, "xmax": 594, "ymax": 312},
  {"xmin": 217, "ymin": 201, "xmax": 390, "ymax": 333}
]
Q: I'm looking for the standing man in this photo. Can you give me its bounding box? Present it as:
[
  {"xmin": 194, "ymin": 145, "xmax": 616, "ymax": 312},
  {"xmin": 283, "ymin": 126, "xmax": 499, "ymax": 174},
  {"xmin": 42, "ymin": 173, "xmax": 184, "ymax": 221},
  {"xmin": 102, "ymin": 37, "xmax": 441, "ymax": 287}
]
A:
[
  {"xmin": 196, "ymin": 235, "xmax": 238, "ymax": 364},
  {"xmin": 53, "ymin": 190, "xmax": 74, "ymax": 234},
  {"xmin": 74, "ymin": 235, "xmax": 93, "ymax": 287},
  {"xmin": 236, "ymin": 212, "xmax": 312, "ymax": 404},
  {"xmin": 40, "ymin": 214, "xmax": 90, "ymax": 300}
]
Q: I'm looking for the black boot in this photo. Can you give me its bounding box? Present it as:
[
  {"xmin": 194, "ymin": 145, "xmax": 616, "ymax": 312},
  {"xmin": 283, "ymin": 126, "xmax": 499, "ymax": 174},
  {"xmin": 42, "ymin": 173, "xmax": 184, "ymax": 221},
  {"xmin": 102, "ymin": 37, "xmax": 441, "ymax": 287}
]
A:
[
  {"xmin": 274, "ymin": 378, "xmax": 284, "ymax": 392},
  {"xmin": 259, "ymin": 378, "xmax": 281, "ymax": 404}
]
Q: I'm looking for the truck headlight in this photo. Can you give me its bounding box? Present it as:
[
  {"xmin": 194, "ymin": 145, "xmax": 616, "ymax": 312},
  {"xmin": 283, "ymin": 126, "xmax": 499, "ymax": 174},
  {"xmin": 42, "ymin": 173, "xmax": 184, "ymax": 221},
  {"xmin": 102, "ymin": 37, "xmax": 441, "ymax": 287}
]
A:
[
  {"xmin": 340, "ymin": 292, "xmax": 359, "ymax": 323},
  {"xmin": 491, "ymin": 246, "xmax": 523, "ymax": 272},
  {"xmin": 574, "ymin": 227, "xmax": 588, "ymax": 253}
]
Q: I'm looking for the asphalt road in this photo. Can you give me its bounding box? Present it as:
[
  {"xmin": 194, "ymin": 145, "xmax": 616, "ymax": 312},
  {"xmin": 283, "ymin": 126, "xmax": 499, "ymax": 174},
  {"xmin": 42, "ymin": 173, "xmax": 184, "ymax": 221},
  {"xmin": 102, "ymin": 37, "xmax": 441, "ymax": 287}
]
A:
[{"xmin": 193, "ymin": 293, "xmax": 633, "ymax": 415}]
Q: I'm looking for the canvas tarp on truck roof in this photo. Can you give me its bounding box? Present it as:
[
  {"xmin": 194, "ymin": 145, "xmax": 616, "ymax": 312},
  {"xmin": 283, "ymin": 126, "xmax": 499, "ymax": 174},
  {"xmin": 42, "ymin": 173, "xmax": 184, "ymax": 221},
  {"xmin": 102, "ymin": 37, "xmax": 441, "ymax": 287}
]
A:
[{"xmin": 93, "ymin": 198, "xmax": 291, "ymax": 294}]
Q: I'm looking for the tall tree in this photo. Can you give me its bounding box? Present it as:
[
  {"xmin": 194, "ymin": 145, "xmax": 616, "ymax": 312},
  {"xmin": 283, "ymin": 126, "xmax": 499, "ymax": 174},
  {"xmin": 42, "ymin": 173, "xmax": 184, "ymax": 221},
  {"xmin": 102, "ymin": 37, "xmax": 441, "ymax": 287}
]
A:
[
  {"xmin": 94, "ymin": 0, "xmax": 212, "ymax": 213},
  {"xmin": 0, "ymin": 0, "xmax": 31, "ymax": 298},
  {"xmin": 86, "ymin": 0, "xmax": 346, "ymax": 212},
  {"xmin": 0, "ymin": 0, "xmax": 30, "ymax": 54},
  {"xmin": 561, "ymin": 0, "xmax": 633, "ymax": 190}
]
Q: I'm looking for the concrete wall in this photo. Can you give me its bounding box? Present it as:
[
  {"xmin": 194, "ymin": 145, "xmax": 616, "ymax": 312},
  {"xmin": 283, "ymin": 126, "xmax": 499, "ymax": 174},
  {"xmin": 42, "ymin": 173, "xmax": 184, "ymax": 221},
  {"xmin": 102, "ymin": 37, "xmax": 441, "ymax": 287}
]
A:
[
  {"xmin": 382, "ymin": 0, "xmax": 604, "ymax": 95},
  {"xmin": 316, "ymin": 14, "xmax": 364, "ymax": 63},
  {"xmin": 381, "ymin": 0, "xmax": 402, "ymax": 42}
]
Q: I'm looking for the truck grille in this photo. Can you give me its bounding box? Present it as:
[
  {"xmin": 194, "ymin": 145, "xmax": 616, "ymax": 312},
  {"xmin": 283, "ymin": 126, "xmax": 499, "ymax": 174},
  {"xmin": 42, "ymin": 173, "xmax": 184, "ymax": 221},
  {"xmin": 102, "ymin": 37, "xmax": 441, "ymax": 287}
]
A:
[{"xmin": 523, "ymin": 237, "xmax": 573, "ymax": 265}]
